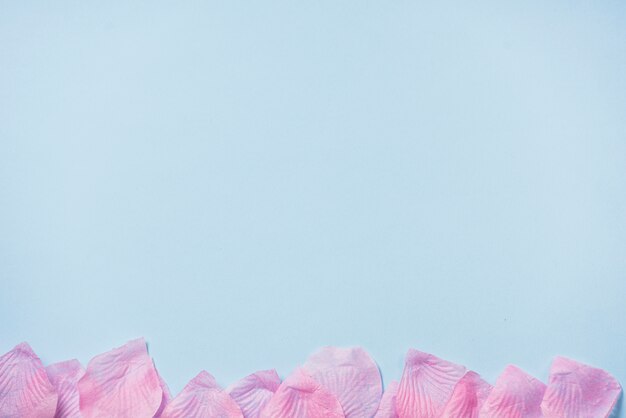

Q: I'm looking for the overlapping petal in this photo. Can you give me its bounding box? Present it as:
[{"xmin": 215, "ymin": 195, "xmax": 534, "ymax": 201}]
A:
[
  {"xmin": 440, "ymin": 371, "xmax": 491, "ymax": 418},
  {"xmin": 46, "ymin": 359, "xmax": 85, "ymax": 418},
  {"xmin": 227, "ymin": 369, "xmax": 281, "ymax": 418},
  {"xmin": 374, "ymin": 381, "xmax": 399, "ymax": 418},
  {"xmin": 479, "ymin": 365, "xmax": 545, "ymax": 418}
]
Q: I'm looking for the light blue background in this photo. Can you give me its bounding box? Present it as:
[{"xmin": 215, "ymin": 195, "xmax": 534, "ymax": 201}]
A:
[{"xmin": 1, "ymin": 1, "xmax": 625, "ymax": 415}]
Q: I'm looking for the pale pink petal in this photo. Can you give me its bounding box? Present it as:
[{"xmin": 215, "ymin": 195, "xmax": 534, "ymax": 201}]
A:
[
  {"xmin": 440, "ymin": 371, "xmax": 492, "ymax": 418},
  {"xmin": 374, "ymin": 381, "xmax": 399, "ymax": 418},
  {"xmin": 396, "ymin": 349, "xmax": 466, "ymax": 418},
  {"xmin": 160, "ymin": 371, "xmax": 243, "ymax": 418},
  {"xmin": 46, "ymin": 359, "xmax": 85, "ymax": 418},
  {"xmin": 154, "ymin": 367, "xmax": 172, "ymax": 418},
  {"xmin": 0, "ymin": 342, "xmax": 58, "ymax": 418},
  {"xmin": 260, "ymin": 368, "xmax": 345, "ymax": 418},
  {"xmin": 303, "ymin": 346, "xmax": 382, "ymax": 418},
  {"xmin": 479, "ymin": 365, "xmax": 545, "ymax": 418},
  {"xmin": 541, "ymin": 356, "xmax": 621, "ymax": 418},
  {"xmin": 227, "ymin": 369, "xmax": 281, "ymax": 418},
  {"xmin": 77, "ymin": 338, "xmax": 163, "ymax": 418}
]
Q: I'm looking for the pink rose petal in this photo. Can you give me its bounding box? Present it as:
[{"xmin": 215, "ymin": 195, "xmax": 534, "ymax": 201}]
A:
[
  {"xmin": 155, "ymin": 368, "xmax": 172, "ymax": 417},
  {"xmin": 396, "ymin": 349, "xmax": 466, "ymax": 418},
  {"xmin": 541, "ymin": 356, "xmax": 621, "ymax": 418},
  {"xmin": 77, "ymin": 338, "xmax": 163, "ymax": 418},
  {"xmin": 160, "ymin": 371, "xmax": 243, "ymax": 418},
  {"xmin": 0, "ymin": 342, "xmax": 58, "ymax": 418},
  {"xmin": 260, "ymin": 368, "xmax": 345, "ymax": 418},
  {"xmin": 46, "ymin": 359, "xmax": 85, "ymax": 418},
  {"xmin": 302, "ymin": 346, "xmax": 382, "ymax": 418},
  {"xmin": 227, "ymin": 369, "xmax": 281, "ymax": 418},
  {"xmin": 374, "ymin": 381, "xmax": 399, "ymax": 418},
  {"xmin": 440, "ymin": 371, "xmax": 492, "ymax": 418},
  {"xmin": 479, "ymin": 365, "xmax": 545, "ymax": 418}
]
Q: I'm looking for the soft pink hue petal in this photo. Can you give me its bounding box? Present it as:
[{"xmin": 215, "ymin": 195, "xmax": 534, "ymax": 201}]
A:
[
  {"xmin": 155, "ymin": 367, "xmax": 172, "ymax": 418},
  {"xmin": 77, "ymin": 338, "xmax": 163, "ymax": 418},
  {"xmin": 227, "ymin": 369, "xmax": 281, "ymax": 418},
  {"xmin": 396, "ymin": 349, "xmax": 466, "ymax": 418},
  {"xmin": 440, "ymin": 371, "xmax": 492, "ymax": 418},
  {"xmin": 160, "ymin": 371, "xmax": 243, "ymax": 418},
  {"xmin": 541, "ymin": 356, "xmax": 622, "ymax": 418},
  {"xmin": 302, "ymin": 346, "xmax": 382, "ymax": 418},
  {"xmin": 479, "ymin": 365, "xmax": 546, "ymax": 418},
  {"xmin": 46, "ymin": 359, "xmax": 85, "ymax": 418},
  {"xmin": 0, "ymin": 342, "xmax": 58, "ymax": 418},
  {"xmin": 374, "ymin": 381, "xmax": 399, "ymax": 418},
  {"xmin": 260, "ymin": 368, "xmax": 345, "ymax": 418}
]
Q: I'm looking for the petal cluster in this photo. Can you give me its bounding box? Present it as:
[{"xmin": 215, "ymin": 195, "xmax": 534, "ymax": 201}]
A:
[{"xmin": 0, "ymin": 340, "xmax": 621, "ymax": 418}]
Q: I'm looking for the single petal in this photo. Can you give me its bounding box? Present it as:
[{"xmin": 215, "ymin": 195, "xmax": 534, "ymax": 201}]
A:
[
  {"xmin": 374, "ymin": 381, "xmax": 399, "ymax": 418},
  {"xmin": 396, "ymin": 349, "xmax": 466, "ymax": 418},
  {"xmin": 440, "ymin": 371, "xmax": 492, "ymax": 418},
  {"xmin": 303, "ymin": 346, "xmax": 382, "ymax": 418},
  {"xmin": 227, "ymin": 369, "xmax": 281, "ymax": 418},
  {"xmin": 46, "ymin": 359, "xmax": 85, "ymax": 418},
  {"xmin": 479, "ymin": 365, "xmax": 545, "ymax": 418},
  {"xmin": 541, "ymin": 356, "xmax": 622, "ymax": 418},
  {"xmin": 161, "ymin": 371, "xmax": 243, "ymax": 418},
  {"xmin": 155, "ymin": 367, "xmax": 172, "ymax": 418},
  {"xmin": 77, "ymin": 338, "xmax": 163, "ymax": 418},
  {"xmin": 260, "ymin": 368, "xmax": 344, "ymax": 418}
]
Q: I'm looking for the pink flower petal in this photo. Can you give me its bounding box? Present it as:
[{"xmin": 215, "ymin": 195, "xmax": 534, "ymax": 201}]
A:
[
  {"xmin": 374, "ymin": 381, "xmax": 399, "ymax": 418},
  {"xmin": 396, "ymin": 349, "xmax": 466, "ymax": 418},
  {"xmin": 227, "ymin": 369, "xmax": 281, "ymax": 418},
  {"xmin": 46, "ymin": 359, "xmax": 85, "ymax": 418},
  {"xmin": 479, "ymin": 365, "xmax": 545, "ymax": 418},
  {"xmin": 541, "ymin": 356, "xmax": 621, "ymax": 418},
  {"xmin": 160, "ymin": 371, "xmax": 243, "ymax": 418},
  {"xmin": 155, "ymin": 368, "xmax": 172, "ymax": 417},
  {"xmin": 77, "ymin": 338, "xmax": 163, "ymax": 418},
  {"xmin": 0, "ymin": 342, "xmax": 58, "ymax": 418},
  {"xmin": 302, "ymin": 346, "xmax": 382, "ymax": 418},
  {"xmin": 440, "ymin": 371, "xmax": 492, "ymax": 418},
  {"xmin": 260, "ymin": 368, "xmax": 345, "ymax": 418}
]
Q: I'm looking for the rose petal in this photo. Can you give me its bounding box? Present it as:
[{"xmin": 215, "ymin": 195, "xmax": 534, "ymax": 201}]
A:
[
  {"xmin": 541, "ymin": 356, "xmax": 621, "ymax": 418},
  {"xmin": 479, "ymin": 365, "xmax": 545, "ymax": 418},
  {"xmin": 260, "ymin": 368, "xmax": 344, "ymax": 418},
  {"xmin": 440, "ymin": 371, "xmax": 492, "ymax": 418},
  {"xmin": 227, "ymin": 369, "xmax": 281, "ymax": 418},
  {"xmin": 0, "ymin": 342, "xmax": 58, "ymax": 418},
  {"xmin": 160, "ymin": 371, "xmax": 243, "ymax": 418},
  {"xmin": 396, "ymin": 349, "xmax": 466, "ymax": 418},
  {"xmin": 46, "ymin": 359, "xmax": 85, "ymax": 418},
  {"xmin": 374, "ymin": 381, "xmax": 399, "ymax": 418},
  {"xmin": 302, "ymin": 346, "xmax": 382, "ymax": 418},
  {"xmin": 77, "ymin": 338, "xmax": 163, "ymax": 418},
  {"xmin": 154, "ymin": 368, "xmax": 172, "ymax": 418}
]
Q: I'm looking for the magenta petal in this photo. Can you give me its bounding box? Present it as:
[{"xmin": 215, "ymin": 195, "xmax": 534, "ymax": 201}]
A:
[
  {"xmin": 541, "ymin": 357, "xmax": 622, "ymax": 418},
  {"xmin": 227, "ymin": 369, "xmax": 281, "ymax": 418},
  {"xmin": 374, "ymin": 381, "xmax": 399, "ymax": 418},
  {"xmin": 440, "ymin": 371, "xmax": 492, "ymax": 418},
  {"xmin": 160, "ymin": 371, "xmax": 243, "ymax": 418},
  {"xmin": 302, "ymin": 346, "xmax": 382, "ymax": 418},
  {"xmin": 46, "ymin": 359, "xmax": 85, "ymax": 418},
  {"xmin": 396, "ymin": 349, "xmax": 466, "ymax": 418},
  {"xmin": 0, "ymin": 342, "xmax": 58, "ymax": 418},
  {"xmin": 77, "ymin": 338, "xmax": 163, "ymax": 418},
  {"xmin": 479, "ymin": 365, "xmax": 545, "ymax": 418},
  {"xmin": 260, "ymin": 368, "xmax": 345, "ymax": 418}
]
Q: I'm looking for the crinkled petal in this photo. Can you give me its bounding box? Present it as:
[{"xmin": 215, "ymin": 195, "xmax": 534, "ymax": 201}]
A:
[
  {"xmin": 479, "ymin": 365, "xmax": 545, "ymax": 418},
  {"xmin": 77, "ymin": 338, "xmax": 163, "ymax": 418},
  {"xmin": 374, "ymin": 381, "xmax": 399, "ymax": 418},
  {"xmin": 260, "ymin": 368, "xmax": 344, "ymax": 418},
  {"xmin": 541, "ymin": 356, "xmax": 621, "ymax": 418},
  {"xmin": 46, "ymin": 359, "xmax": 85, "ymax": 418},
  {"xmin": 161, "ymin": 371, "xmax": 243, "ymax": 418},
  {"xmin": 302, "ymin": 346, "xmax": 382, "ymax": 418},
  {"xmin": 396, "ymin": 349, "xmax": 466, "ymax": 418},
  {"xmin": 227, "ymin": 369, "xmax": 281, "ymax": 418},
  {"xmin": 440, "ymin": 371, "xmax": 492, "ymax": 418}
]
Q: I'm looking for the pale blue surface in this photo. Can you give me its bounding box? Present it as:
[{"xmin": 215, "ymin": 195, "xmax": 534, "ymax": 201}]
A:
[{"xmin": 1, "ymin": 1, "xmax": 625, "ymax": 415}]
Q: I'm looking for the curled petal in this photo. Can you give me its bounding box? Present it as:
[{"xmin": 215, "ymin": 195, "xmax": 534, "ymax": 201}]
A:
[
  {"xmin": 46, "ymin": 359, "xmax": 85, "ymax": 418},
  {"xmin": 440, "ymin": 371, "xmax": 492, "ymax": 418},
  {"xmin": 374, "ymin": 381, "xmax": 399, "ymax": 418},
  {"xmin": 155, "ymin": 368, "xmax": 172, "ymax": 417},
  {"xmin": 479, "ymin": 365, "xmax": 545, "ymax": 418},
  {"xmin": 0, "ymin": 342, "xmax": 58, "ymax": 418},
  {"xmin": 260, "ymin": 368, "xmax": 344, "ymax": 418},
  {"xmin": 227, "ymin": 369, "xmax": 281, "ymax": 418},
  {"xmin": 541, "ymin": 356, "xmax": 621, "ymax": 418}
]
